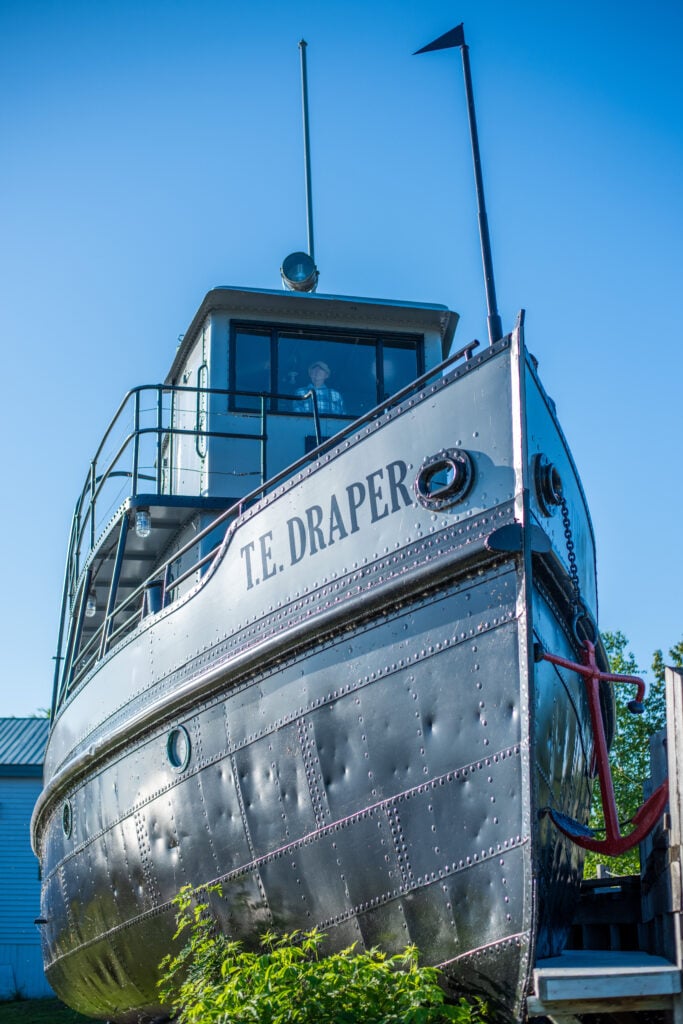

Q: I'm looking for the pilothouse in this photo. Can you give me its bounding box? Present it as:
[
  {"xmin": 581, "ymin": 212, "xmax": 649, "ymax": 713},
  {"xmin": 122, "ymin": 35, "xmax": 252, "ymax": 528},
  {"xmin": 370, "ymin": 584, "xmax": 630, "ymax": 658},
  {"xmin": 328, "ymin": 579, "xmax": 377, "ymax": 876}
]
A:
[{"xmin": 49, "ymin": 285, "xmax": 459, "ymax": 713}]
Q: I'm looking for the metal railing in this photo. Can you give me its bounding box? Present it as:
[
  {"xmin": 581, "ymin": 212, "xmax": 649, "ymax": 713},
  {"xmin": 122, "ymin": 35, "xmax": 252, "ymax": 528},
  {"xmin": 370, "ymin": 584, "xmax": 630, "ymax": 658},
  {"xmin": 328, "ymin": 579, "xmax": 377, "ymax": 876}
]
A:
[
  {"xmin": 72, "ymin": 385, "xmax": 253, "ymax": 573},
  {"xmin": 53, "ymin": 383, "xmax": 326, "ymax": 712},
  {"xmin": 53, "ymin": 341, "xmax": 480, "ymax": 713}
]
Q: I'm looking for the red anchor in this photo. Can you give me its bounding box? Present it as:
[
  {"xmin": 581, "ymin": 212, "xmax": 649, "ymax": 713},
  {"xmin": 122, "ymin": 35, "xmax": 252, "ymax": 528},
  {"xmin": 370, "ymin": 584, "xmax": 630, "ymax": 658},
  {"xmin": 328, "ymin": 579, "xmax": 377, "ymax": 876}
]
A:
[{"xmin": 539, "ymin": 640, "xmax": 668, "ymax": 856}]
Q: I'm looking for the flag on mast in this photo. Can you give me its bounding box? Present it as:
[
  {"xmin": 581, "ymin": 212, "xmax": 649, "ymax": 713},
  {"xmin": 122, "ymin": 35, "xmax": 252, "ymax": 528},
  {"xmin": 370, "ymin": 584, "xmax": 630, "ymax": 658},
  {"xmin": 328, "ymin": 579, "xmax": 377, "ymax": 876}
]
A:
[
  {"xmin": 414, "ymin": 22, "xmax": 503, "ymax": 345},
  {"xmin": 414, "ymin": 23, "xmax": 465, "ymax": 55}
]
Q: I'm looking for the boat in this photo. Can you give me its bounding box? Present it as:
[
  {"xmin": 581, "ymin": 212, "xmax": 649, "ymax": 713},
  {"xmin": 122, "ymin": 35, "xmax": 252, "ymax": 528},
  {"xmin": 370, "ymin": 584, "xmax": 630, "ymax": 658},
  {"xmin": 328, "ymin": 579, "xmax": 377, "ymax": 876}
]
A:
[
  {"xmin": 27, "ymin": 282, "xmax": 594, "ymax": 1020},
  {"xmin": 30, "ymin": 31, "xmax": 667, "ymax": 1024}
]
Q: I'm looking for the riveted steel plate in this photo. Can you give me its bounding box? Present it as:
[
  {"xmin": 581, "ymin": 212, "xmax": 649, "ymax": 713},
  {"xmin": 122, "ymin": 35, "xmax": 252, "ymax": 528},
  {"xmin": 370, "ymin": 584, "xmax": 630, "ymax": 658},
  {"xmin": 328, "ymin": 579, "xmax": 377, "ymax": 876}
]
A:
[{"xmin": 36, "ymin": 327, "xmax": 600, "ymax": 1023}]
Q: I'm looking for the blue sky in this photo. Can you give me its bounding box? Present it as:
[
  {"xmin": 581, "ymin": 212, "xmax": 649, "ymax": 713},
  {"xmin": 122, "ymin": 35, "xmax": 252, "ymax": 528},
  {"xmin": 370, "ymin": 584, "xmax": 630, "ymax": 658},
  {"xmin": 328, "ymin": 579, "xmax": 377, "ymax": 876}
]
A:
[{"xmin": 0, "ymin": 0, "xmax": 681, "ymax": 717}]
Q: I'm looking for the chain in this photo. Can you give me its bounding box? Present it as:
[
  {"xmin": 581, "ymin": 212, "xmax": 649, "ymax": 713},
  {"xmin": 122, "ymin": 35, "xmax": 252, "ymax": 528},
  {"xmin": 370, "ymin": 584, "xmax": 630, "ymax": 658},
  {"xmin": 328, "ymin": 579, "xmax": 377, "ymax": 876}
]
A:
[
  {"xmin": 560, "ymin": 496, "xmax": 581, "ymax": 614},
  {"xmin": 560, "ymin": 496, "xmax": 596, "ymax": 644}
]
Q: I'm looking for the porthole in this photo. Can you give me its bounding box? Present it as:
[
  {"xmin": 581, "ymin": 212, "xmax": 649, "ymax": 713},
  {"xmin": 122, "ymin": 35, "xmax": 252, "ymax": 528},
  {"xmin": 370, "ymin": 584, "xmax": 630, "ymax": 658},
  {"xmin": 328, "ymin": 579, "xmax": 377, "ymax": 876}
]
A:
[
  {"xmin": 166, "ymin": 725, "xmax": 191, "ymax": 773},
  {"xmin": 533, "ymin": 453, "xmax": 563, "ymax": 516},
  {"xmin": 414, "ymin": 449, "xmax": 474, "ymax": 510},
  {"xmin": 62, "ymin": 799, "xmax": 73, "ymax": 838}
]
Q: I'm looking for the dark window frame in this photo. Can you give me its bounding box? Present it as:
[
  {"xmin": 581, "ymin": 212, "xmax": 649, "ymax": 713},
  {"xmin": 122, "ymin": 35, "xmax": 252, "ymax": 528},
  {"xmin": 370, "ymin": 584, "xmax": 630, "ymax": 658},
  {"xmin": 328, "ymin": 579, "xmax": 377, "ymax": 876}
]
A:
[{"xmin": 228, "ymin": 320, "xmax": 425, "ymax": 415}]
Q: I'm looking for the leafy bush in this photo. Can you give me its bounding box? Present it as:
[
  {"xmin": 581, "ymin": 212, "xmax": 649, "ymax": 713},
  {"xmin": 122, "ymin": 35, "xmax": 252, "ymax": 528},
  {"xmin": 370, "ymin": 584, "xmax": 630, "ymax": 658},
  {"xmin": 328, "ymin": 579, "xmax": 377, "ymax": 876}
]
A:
[{"xmin": 159, "ymin": 884, "xmax": 488, "ymax": 1024}]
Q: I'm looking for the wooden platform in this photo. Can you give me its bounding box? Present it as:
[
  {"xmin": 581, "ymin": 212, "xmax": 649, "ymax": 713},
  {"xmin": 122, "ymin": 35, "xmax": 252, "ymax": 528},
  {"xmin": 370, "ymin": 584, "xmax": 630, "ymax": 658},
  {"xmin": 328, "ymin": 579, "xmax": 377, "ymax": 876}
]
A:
[{"xmin": 527, "ymin": 949, "xmax": 682, "ymax": 1022}]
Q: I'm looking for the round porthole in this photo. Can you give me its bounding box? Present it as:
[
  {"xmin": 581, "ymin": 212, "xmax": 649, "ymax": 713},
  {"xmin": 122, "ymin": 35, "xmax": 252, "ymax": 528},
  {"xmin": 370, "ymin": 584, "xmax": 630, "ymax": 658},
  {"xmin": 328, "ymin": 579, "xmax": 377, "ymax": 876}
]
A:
[
  {"xmin": 62, "ymin": 799, "xmax": 73, "ymax": 838},
  {"xmin": 533, "ymin": 454, "xmax": 564, "ymax": 516},
  {"xmin": 414, "ymin": 448, "xmax": 475, "ymax": 510},
  {"xmin": 166, "ymin": 725, "xmax": 191, "ymax": 773}
]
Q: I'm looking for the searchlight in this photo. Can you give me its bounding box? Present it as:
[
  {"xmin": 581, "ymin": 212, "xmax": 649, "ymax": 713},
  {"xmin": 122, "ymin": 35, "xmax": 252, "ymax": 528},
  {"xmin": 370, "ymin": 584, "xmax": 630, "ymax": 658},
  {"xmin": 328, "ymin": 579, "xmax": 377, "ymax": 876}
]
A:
[{"xmin": 281, "ymin": 251, "xmax": 319, "ymax": 293}]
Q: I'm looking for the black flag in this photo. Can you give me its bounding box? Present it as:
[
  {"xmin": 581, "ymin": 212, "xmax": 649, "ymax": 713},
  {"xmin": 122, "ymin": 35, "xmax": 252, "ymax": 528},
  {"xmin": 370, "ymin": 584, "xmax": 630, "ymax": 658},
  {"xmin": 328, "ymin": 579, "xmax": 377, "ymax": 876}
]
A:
[
  {"xmin": 414, "ymin": 23, "xmax": 465, "ymax": 55},
  {"xmin": 413, "ymin": 22, "xmax": 503, "ymax": 344}
]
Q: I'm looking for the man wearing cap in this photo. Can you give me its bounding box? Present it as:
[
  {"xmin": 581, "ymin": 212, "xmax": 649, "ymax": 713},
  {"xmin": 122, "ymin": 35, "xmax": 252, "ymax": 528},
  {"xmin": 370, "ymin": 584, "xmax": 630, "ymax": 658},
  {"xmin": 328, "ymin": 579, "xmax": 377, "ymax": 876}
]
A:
[{"xmin": 294, "ymin": 360, "xmax": 345, "ymax": 415}]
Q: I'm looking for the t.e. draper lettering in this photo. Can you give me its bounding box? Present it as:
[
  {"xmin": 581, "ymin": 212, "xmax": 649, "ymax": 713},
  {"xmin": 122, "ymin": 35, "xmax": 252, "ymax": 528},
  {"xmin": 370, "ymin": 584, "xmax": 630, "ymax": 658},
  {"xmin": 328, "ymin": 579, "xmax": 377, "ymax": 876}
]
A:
[{"xmin": 239, "ymin": 459, "xmax": 412, "ymax": 590}]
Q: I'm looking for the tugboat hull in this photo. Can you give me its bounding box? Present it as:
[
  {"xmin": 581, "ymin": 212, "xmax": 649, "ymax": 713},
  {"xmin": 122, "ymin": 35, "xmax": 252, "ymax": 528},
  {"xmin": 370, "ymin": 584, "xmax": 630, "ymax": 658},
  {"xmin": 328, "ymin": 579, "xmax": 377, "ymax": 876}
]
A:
[{"xmin": 33, "ymin": 328, "xmax": 597, "ymax": 1021}]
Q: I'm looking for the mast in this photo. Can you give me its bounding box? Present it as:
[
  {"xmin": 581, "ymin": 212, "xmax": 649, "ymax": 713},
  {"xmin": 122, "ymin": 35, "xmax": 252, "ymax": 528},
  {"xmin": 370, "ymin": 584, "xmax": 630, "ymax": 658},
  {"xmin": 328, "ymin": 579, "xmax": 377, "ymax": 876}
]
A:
[
  {"xmin": 416, "ymin": 24, "xmax": 503, "ymax": 345},
  {"xmin": 281, "ymin": 42, "xmax": 319, "ymax": 292},
  {"xmin": 299, "ymin": 39, "xmax": 315, "ymax": 263}
]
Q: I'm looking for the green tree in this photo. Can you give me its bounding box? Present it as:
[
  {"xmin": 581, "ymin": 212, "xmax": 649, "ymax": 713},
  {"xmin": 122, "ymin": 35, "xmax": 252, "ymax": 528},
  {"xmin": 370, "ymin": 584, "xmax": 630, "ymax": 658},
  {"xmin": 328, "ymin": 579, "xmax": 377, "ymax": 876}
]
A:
[
  {"xmin": 158, "ymin": 885, "xmax": 489, "ymax": 1024},
  {"xmin": 584, "ymin": 632, "xmax": 682, "ymax": 877}
]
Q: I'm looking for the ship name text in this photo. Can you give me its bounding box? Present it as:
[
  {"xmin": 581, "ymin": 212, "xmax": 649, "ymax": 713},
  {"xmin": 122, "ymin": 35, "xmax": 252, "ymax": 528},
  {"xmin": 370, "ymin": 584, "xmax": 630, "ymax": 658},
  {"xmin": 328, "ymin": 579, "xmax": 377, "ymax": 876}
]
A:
[{"xmin": 239, "ymin": 459, "xmax": 412, "ymax": 590}]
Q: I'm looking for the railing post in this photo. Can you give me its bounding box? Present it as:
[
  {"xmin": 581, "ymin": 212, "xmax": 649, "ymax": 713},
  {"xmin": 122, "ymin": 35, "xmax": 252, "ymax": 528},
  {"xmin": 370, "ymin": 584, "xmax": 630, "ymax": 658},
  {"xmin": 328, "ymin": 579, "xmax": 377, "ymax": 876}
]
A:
[
  {"xmin": 260, "ymin": 395, "xmax": 267, "ymax": 485},
  {"xmin": 89, "ymin": 461, "xmax": 96, "ymax": 550},
  {"xmin": 168, "ymin": 388, "xmax": 175, "ymax": 496},
  {"xmin": 99, "ymin": 512, "xmax": 129, "ymax": 659},
  {"xmin": 73, "ymin": 501, "xmax": 82, "ymax": 584},
  {"xmin": 63, "ymin": 568, "xmax": 92, "ymax": 697},
  {"xmin": 161, "ymin": 562, "xmax": 170, "ymax": 608},
  {"xmin": 310, "ymin": 390, "xmax": 321, "ymax": 446},
  {"xmin": 50, "ymin": 511, "xmax": 79, "ymax": 717},
  {"xmin": 156, "ymin": 385, "xmax": 164, "ymax": 493},
  {"xmin": 132, "ymin": 390, "xmax": 141, "ymax": 496},
  {"xmin": 50, "ymin": 655, "xmax": 63, "ymax": 720}
]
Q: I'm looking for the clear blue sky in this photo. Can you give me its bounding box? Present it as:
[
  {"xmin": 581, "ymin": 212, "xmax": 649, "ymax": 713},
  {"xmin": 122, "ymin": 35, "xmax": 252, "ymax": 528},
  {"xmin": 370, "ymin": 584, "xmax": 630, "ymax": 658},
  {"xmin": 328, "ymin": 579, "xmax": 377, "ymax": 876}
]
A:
[{"xmin": 0, "ymin": 0, "xmax": 681, "ymax": 717}]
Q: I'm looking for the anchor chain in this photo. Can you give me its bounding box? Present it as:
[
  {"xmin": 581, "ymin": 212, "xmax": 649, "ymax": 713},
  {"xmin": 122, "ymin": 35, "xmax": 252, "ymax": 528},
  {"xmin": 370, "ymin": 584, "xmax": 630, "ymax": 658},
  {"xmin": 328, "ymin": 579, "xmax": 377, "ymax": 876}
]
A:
[
  {"xmin": 560, "ymin": 496, "xmax": 580, "ymax": 612},
  {"xmin": 559, "ymin": 495, "xmax": 595, "ymax": 645}
]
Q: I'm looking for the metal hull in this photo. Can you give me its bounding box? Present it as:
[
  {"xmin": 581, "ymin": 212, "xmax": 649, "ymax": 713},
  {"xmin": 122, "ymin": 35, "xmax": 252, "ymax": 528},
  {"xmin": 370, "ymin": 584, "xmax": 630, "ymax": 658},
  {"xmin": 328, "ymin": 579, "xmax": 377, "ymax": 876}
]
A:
[{"xmin": 33, "ymin": 328, "xmax": 598, "ymax": 1021}]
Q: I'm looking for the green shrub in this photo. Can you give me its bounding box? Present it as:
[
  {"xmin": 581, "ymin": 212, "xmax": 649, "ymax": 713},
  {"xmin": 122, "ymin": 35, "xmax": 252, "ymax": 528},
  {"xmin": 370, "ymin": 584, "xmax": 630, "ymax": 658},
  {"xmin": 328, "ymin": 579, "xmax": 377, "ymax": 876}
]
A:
[{"xmin": 159, "ymin": 884, "xmax": 488, "ymax": 1024}]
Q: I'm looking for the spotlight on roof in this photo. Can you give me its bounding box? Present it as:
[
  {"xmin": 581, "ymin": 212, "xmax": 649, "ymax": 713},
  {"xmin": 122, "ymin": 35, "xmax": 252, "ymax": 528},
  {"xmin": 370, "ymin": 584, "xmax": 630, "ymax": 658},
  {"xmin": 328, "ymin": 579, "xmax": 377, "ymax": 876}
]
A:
[{"xmin": 281, "ymin": 251, "xmax": 319, "ymax": 293}]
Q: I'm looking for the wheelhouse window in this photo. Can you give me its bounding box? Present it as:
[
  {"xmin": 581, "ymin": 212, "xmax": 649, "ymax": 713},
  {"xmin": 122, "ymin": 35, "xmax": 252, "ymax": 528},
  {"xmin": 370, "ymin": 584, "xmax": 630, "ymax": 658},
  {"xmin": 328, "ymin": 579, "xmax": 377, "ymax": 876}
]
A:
[
  {"xmin": 229, "ymin": 322, "xmax": 424, "ymax": 418},
  {"xmin": 234, "ymin": 330, "xmax": 271, "ymax": 410}
]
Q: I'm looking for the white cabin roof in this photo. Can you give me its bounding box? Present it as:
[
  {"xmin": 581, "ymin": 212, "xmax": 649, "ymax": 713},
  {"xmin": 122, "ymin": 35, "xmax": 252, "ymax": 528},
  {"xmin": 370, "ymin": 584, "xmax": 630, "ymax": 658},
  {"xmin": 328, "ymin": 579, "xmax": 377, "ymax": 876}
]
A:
[{"xmin": 167, "ymin": 286, "xmax": 459, "ymax": 385}]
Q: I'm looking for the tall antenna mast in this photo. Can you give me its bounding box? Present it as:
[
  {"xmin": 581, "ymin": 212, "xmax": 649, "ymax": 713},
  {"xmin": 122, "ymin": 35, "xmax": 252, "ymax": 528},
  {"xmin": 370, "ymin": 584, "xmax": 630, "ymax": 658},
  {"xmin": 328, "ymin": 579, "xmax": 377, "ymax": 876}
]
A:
[
  {"xmin": 281, "ymin": 42, "xmax": 319, "ymax": 292},
  {"xmin": 299, "ymin": 39, "xmax": 315, "ymax": 263},
  {"xmin": 415, "ymin": 24, "xmax": 503, "ymax": 345}
]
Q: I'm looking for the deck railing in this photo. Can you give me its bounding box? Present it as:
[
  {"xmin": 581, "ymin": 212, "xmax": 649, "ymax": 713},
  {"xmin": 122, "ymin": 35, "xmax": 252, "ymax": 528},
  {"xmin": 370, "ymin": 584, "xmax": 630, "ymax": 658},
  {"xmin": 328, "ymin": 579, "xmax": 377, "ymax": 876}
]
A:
[{"xmin": 53, "ymin": 341, "xmax": 480, "ymax": 715}]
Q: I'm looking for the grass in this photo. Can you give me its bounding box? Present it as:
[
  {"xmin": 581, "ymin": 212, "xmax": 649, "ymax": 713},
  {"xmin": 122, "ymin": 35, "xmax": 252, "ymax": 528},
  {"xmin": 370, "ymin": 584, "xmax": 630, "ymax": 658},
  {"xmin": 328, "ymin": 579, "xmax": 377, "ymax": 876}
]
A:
[{"xmin": 0, "ymin": 998, "xmax": 99, "ymax": 1023}]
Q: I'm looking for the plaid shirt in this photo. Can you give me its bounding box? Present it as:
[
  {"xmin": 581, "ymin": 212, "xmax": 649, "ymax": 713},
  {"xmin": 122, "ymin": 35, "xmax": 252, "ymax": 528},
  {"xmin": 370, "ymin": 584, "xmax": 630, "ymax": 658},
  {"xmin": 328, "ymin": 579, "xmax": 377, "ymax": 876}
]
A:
[{"xmin": 294, "ymin": 386, "xmax": 345, "ymax": 415}]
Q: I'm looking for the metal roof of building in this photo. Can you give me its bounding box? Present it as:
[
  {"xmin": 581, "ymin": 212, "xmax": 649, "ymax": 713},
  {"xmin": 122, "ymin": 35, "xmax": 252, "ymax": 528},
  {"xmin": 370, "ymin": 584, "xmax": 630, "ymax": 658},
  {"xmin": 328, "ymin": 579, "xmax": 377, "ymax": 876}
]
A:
[{"xmin": 0, "ymin": 718, "xmax": 49, "ymax": 768}]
